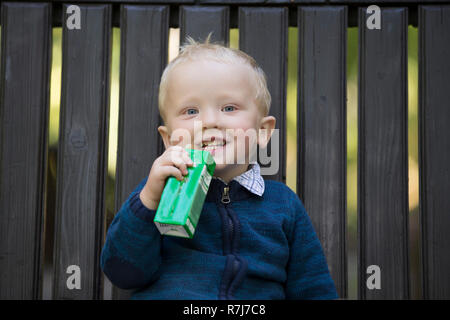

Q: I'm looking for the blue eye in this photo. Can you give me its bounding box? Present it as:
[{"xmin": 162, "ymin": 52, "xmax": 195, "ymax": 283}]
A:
[
  {"xmin": 186, "ymin": 109, "xmax": 198, "ymax": 115},
  {"xmin": 223, "ymin": 105, "xmax": 235, "ymax": 112}
]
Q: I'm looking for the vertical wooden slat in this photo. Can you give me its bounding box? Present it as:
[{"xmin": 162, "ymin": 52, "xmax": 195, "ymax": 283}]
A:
[
  {"xmin": 53, "ymin": 4, "xmax": 112, "ymax": 299},
  {"xmin": 180, "ymin": 5, "xmax": 229, "ymax": 45},
  {"xmin": 112, "ymin": 4, "xmax": 169, "ymax": 300},
  {"xmin": 419, "ymin": 5, "xmax": 450, "ymax": 300},
  {"xmin": 358, "ymin": 7, "xmax": 409, "ymax": 299},
  {"xmin": 0, "ymin": 2, "xmax": 51, "ymax": 300},
  {"xmin": 297, "ymin": 6, "xmax": 348, "ymax": 299},
  {"xmin": 239, "ymin": 7, "xmax": 287, "ymax": 183}
]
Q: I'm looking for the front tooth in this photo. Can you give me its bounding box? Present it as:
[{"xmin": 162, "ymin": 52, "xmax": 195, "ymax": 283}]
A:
[
  {"xmin": 204, "ymin": 141, "xmax": 224, "ymax": 147},
  {"xmin": 204, "ymin": 143, "xmax": 224, "ymax": 149}
]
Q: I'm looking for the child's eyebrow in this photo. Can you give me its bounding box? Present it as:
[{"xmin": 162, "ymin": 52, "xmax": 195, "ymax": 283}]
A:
[
  {"xmin": 175, "ymin": 100, "xmax": 199, "ymax": 109},
  {"xmin": 215, "ymin": 95, "xmax": 248, "ymax": 106},
  {"xmin": 215, "ymin": 93, "xmax": 240, "ymax": 100}
]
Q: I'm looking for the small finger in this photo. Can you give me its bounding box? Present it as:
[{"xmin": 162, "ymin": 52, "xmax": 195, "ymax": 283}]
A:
[
  {"xmin": 162, "ymin": 165, "xmax": 184, "ymax": 181},
  {"xmin": 154, "ymin": 165, "xmax": 177, "ymax": 181},
  {"xmin": 170, "ymin": 155, "xmax": 189, "ymax": 175},
  {"xmin": 182, "ymin": 152, "xmax": 194, "ymax": 166}
]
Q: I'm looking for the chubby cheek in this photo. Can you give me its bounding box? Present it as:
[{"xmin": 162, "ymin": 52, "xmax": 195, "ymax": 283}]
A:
[
  {"xmin": 232, "ymin": 134, "xmax": 258, "ymax": 162},
  {"xmin": 225, "ymin": 127, "xmax": 259, "ymax": 163},
  {"xmin": 230, "ymin": 118, "xmax": 259, "ymax": 144},
  {"xmin": 167, "ymin": 122, "xmax": 196, "ymax": 148}
]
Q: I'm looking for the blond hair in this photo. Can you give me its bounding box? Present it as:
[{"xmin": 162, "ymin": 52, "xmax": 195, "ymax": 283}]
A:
[{"xmin": 158, "ymin": 34, "xmax": 271, "ymax": 122}]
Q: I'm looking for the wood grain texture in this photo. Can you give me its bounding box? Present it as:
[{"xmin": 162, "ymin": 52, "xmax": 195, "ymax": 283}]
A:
[
  {"xmin": 419, "ymin": 5, "xmax": 450, "ymax": 300},
  {"xmin": 180, "ymin": 5, "xmax": 229, "ymax": 46},
  {"xmin": 112, "ymin": 4, "xmax": 169, "ymax": 300},
  {"xmin": 358, "ymin": 7, "xmax": 409, "ymax": 299},
  {"xmin": 297, "ymin": 6, "xmax": 348, "ymax": 299},
  {"xmin": 0, "ymin": 2, "xmax": 51, "ymax": 300},
  {"xmin": 53, "ymin": 4, "xmax": 112, "ymax": 299},
  {"xmin": 239, "ymin": 7, "xmax": 287, "ymax": 183}
]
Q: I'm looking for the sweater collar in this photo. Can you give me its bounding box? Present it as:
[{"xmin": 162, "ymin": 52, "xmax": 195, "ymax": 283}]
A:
[{"xmin": 205, "ymin": 162, "xmax": 264, "ymax": 203}]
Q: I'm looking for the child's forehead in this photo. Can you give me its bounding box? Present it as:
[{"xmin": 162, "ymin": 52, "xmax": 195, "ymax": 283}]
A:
[
  {"xmin": 172, "ymin": 57, "xmax": 250, "ymax": 75},
  {"xmin": 167, "ymin": 58, "xmax": 256, "ymax": 89}
]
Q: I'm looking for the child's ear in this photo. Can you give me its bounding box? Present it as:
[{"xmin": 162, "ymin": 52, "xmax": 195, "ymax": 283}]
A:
[
  {"xmin": 158, "ymin": 125, "xmax": 171, "ymax": 149},
  {"xmin": 257, "ymin": 116, "xmax": 276, "ymax": 149}
]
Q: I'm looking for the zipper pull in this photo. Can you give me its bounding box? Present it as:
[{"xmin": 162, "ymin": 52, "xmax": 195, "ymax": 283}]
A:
[{"xmin": 221, "ymin": 186, "xmax": 231, "ymax": 204}]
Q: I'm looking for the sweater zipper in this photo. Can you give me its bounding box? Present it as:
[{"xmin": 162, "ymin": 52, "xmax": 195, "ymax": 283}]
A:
[
  {"xmin": 221, "ymin": 186, "xmax": 241, "ymax": 298},
  {"xmin": 221, "ymin": 186, "xmax": 233, "ymax": 243},
  {"xmin": 221, "ymin": 186, "xmax": 230, "ymax": 204}
]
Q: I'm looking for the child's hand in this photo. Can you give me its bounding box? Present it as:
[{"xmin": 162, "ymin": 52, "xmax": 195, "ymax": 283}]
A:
[{"xmin": 139, "ymin": 146, "xmax": 194, "ymax": 210}]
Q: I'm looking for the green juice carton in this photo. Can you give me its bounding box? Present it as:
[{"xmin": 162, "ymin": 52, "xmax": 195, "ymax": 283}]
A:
[{"xmin": 154, "ymin": 148, "xmax": 216, "ymax": 238}]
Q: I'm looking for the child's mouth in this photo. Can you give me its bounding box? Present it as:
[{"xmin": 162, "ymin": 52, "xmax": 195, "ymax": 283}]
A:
[{"xmin": 202, "ymin": 140, "xmax": 227, "ymax": 155}]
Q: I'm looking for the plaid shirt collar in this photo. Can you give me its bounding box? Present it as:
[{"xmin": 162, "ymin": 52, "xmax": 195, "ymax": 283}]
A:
[{"xmin": 212, "ymin": 162, "xmax": 265, "ymax": 197}]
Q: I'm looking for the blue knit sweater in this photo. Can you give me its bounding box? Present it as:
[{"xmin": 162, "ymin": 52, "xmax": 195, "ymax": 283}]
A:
[{"xmin": 100, "ymin": 176, "xmax": 338, "ymax": 300}]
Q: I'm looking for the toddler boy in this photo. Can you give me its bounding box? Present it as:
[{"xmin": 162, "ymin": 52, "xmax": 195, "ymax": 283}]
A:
[{"xmin": 100, "ymin": 36, "xmax": 338, "ymax": 299}]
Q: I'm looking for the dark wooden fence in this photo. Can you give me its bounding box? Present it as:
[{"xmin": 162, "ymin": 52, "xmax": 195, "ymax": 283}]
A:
[{"xmin": 0, "ymin": 0, "xmax": 449, "ymax": 300}]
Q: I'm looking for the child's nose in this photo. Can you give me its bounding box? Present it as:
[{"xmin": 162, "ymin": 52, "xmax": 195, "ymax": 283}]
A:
[{"xmin": 201, "ymin": 108, "xmax": 220, "ymax": 129}]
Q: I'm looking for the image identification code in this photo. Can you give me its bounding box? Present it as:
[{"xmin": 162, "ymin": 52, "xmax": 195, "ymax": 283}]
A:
[{"xmin": 183, "ymin": 304, "xmax": 266, "ymax": 318}]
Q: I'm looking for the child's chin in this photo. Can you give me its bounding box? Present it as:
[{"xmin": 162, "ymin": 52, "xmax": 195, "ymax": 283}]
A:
[
  {"xmin": 212, "ymin": 163, "xmax": 230, "ymax": 171},
  {"xmin": 213, "ymin": 162, "xmax": 247, "ymax": 171}
]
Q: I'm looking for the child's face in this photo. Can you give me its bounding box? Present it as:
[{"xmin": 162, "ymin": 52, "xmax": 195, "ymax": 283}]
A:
[{"xmin": 158, "ymin": 59, "xmax": 275, "ymax": 180}]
